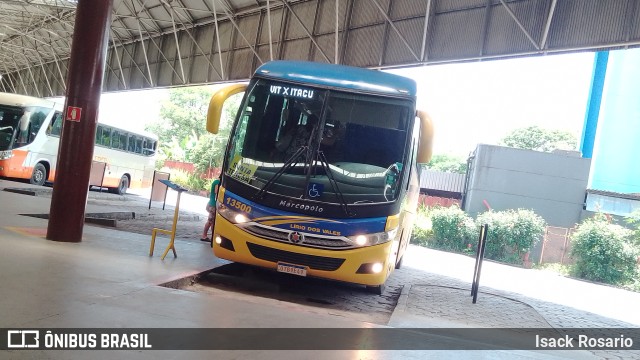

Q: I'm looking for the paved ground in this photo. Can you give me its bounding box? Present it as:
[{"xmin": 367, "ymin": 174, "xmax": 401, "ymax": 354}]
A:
[{"xmin": 2, "ymin": 180, "xmax": 640, "ymax": 359}]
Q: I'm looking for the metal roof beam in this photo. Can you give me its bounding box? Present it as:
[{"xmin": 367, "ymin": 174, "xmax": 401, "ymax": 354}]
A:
[
  {"xmin": 281, "ymin": 0, "xmax": 329, "ymax": 63},
  {"xmin": 111, "ymin": 30, "xmax": 154, "ymax": 87},
  {"xmin": 539, "ymin": 0, "xmax": 557, "ymax": 50},
  {"xmin": 371, "ymin": 0, "xmax": 419, "ymax": 62},
  {"xmin": 498, "ymin": 0, "xmax": 540, "ymax": 50},
  {"xmin": 419, "ymin": 0, "xmax": 432, "ymax": 61},
  {"xmin": 217, "ymin": 0, "xmax": 263, "ymax": 64}
]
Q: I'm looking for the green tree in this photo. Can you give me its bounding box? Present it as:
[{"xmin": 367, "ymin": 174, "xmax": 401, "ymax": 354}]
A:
[
  {"xmin": 499, "ymin": 125, "xmax": 577, "ymax": 152},
  {"xmin": 145, "ymin": 86, "xmax": 214, "ymax": 160},
  {"xmin": 146, "ymin": 86, "xmax": 242, "ymax": 165},
  {"xmin": 426, "ymin": 154, "xmax": 467, "ymax": 174},
  {"xmin": 185, "ymin": 93, "xmax": 241, "ymax": 172}
]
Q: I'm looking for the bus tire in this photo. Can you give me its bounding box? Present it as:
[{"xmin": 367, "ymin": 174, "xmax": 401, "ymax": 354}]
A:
[
  {"xmin": 30, "ymin": 163, "xmax": 47, "ymax": 186},
  {"xmin": 110, "ymin": 175, "xmax": 129, "ymax": 195},
  {"xmin": 395, "ymin": 254, "xmax": 404, "ymax": 269},
  {"xmin": 366, "ymin": 283, "xmax": 385, "ymax": 295}
]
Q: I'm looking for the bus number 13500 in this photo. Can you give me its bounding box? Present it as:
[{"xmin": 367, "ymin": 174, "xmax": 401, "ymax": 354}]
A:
[{"xmin": 226, "ymin": 197, "xmax": 252, "ymax": 214}]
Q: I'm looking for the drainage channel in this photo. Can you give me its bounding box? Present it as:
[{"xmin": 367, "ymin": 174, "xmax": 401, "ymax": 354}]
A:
[{"xmin": 161, "ymin": 262, "xmax": 403, "ymax": 326}]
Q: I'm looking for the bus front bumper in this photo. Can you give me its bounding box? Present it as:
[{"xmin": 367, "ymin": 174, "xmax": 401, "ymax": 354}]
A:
[{"xmin": 212, "ymin": 215, "xmax": 395, "ymax": 287}]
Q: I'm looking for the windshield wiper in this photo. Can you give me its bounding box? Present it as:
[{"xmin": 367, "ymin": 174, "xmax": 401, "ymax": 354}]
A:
[
  {"xmin": 314, "ymin": 150, "xmax": 352, "ymax": 217},
  {"xmin": 254, "ymin": 145, "xmax": 307, "ymax": 199},
  {"xmin": 255, "ymin": 120, "xmax": 320, "ymax": 199},
  {"xmin": 254, "ymin": 117, "xmax": 351, "ymax": 216},
  {"xmin": 254, "ymin": 146, "xmax": 351, "ymax": 217}
]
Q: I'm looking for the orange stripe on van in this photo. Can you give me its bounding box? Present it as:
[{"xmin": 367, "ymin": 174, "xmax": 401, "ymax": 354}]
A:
[{"xmin": 0, "ymin": 150, "xmax": 30, "ymax": 179}]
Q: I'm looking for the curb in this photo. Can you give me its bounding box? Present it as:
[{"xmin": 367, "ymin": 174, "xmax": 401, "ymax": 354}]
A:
[
  {"xmin": 133, "ymin": 214, "xmax": 204, "ymax": 221},
  {"xmin": 387, "ymin": 284, "xmax": 411, "ymax": 325},
  {"xmin": 3, "ymin": 188, "xmax": 36, "ymax": 196}
]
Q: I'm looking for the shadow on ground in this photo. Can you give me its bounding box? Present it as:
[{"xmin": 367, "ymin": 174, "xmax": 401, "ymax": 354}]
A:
[{"xmin": 174, "ymin": 262, "xmax": 402, "ymax": 325}]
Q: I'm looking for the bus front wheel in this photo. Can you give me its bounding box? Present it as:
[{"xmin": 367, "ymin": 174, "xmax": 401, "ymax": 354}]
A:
[
  {"xmin": 30, "ymin": 163, "xmax": 47, "ymax": 186},
  {"xmin": 109, "ymin": 175, "xmax": 129, "ymax": 195}
]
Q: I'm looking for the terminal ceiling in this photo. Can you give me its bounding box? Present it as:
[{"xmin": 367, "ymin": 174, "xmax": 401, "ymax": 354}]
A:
[{"xmin": 1, "ymin": 0, "xmax": 639, "ymax": 97}]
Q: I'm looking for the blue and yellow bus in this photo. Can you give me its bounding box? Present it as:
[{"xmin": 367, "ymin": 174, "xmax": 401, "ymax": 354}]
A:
[{"xmin": 206, "ymin": 61, "xmax": 433, "ymax": 294}]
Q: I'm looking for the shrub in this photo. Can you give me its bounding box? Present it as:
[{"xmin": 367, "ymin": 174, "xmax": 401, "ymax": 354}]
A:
[
  {"xmin": 162, "ymin": 168, "xmax": 211, "ymax": 194},
  {"xmin": 571, "ymin": 214, "xmax": 639, "ymax": 285},
  {"xmin": 165, "ymin": 168, "xmax": 190, "ymax": 189},
  {"xmin": 626, "ymin": 209, "xmax": 640, "ymax": 247},
  {"xmin": 476, "ymin": 209, "xmax": 545, "ymax": 265},
  {"xmin": 429, "ymin": 206, "xmax": 478, "ymax": 252},
  {"xmin": 411, "ymin": 205, "xmax": 434, "ymax": 247}
]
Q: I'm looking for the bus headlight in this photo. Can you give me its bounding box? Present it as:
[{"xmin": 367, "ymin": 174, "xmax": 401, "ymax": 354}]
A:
[
  {"xmin": 354, "ymin": 235, "xmax": 368, "ymax": 246},
  {"xmin": 234, "ymin": 213, "xmax": 249, "ymax": 224},
  {"xmin": 347, "ymin": 227, "xmax": 398, "ymax": 247},
  {"xmin": 217, "ymin": 203, "xmax": 250, "ymax": 224}
]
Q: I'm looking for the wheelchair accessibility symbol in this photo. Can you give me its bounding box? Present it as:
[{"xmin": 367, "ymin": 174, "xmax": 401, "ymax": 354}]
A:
[{"xmin": 307, "ymin": 183, "xmax": 324, "ymax": 198}]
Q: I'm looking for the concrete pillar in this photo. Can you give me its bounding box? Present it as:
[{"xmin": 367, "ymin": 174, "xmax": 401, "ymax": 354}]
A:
[{"xmin": 47, "ymin": 0, "xmax": 114, "ymax": 242}]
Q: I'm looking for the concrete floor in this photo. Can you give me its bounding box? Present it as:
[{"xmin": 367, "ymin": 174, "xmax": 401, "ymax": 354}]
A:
[{"xmin": 0, "ymin": 180, "xmax": 618, "ymax": 359}]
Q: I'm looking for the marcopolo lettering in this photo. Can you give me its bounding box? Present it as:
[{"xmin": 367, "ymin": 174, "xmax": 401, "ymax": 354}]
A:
[{"xmin": 279, "ymin": 200, "xmax": 323, "ymax": 213}]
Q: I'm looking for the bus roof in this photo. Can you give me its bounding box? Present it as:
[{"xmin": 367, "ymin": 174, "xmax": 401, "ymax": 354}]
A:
[
  {"xmin": 0, "ymin": 92, "xmax": 59, "ymax": 109},
  {"xmin": 254, "ymin": 61, "xmax": 417, "ymax": 98}
]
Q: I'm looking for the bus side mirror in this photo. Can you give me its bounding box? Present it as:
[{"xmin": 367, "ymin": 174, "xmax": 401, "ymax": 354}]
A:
[
  {"xmin": 416, "ymin": 110, "xmax": 434, "ymax": 164},
  {"xmin": 206, "ymin": 83, "xmax": 248, "ymax": 134}
]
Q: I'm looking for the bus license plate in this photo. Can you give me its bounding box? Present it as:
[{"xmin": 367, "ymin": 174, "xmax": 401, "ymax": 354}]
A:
[{"xmin": 277, "ymin": 262, "xmax": 307, "ymax": 277}]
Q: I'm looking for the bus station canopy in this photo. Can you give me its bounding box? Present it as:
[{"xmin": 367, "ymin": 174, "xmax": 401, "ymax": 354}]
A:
[{"xmin": 0, "ymin": 0, "xmax": 639, "ymax": 97}]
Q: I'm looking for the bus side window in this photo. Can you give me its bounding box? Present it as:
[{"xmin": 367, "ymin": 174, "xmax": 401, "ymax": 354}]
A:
[
  {"xmin": 96, "ymin": 125, "xmax": 107, "ymax": 146},
  {"xmin": 111, "ymin": 130, "xmax": 120, "ymax": 149},
  {"xmin": 96, "ymin": 125, "xmax": 110, "ymax": 146},
  {"xmin": 144, "ymin": 139, "xmax": 157, "ymax": 156},
  {"xmin": 46, "ymin": 112, "xmax": 63, "ymax": 136},
  {"xmin": 102, "ymin": 127, "xmax": 111, "ymax": 147},
  {"xmin": 128, "ymin": 135, "xmax": 136, "ymax": 152},
  {"xmin": 119, "ymin": 133, "xmax": 128, "ymax": 150},
  {"xmin": 29, "ymin": 111, "xmax": 46, "ymax": 140},
  {"xmin": 135, "ymin": 138, "xmax": 143, "ymax": 154}
]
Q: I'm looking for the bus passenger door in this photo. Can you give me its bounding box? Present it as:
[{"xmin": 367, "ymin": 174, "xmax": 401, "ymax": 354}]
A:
[{"xmin": 396, "ymin": 131, "xmax": 420, "ymax": 268}]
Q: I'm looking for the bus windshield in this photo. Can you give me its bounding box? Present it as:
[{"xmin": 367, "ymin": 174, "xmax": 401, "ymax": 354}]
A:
[
  {"xmin": 225, "ymin": 78, "xmax": 412, "ymax": 205},
  {"xmin": 0, "ymin": 105, "xmax": 50, "ymax": 151}
]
